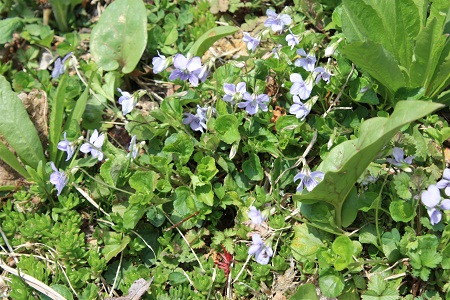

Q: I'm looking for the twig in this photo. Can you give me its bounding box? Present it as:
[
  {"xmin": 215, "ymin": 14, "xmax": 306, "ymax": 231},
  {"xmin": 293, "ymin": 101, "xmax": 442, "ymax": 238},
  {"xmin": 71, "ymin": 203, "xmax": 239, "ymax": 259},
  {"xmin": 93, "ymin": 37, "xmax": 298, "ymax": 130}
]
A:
[{"xmin": 73, "ymin": 183, "xmax": 110, "ymax": 216}]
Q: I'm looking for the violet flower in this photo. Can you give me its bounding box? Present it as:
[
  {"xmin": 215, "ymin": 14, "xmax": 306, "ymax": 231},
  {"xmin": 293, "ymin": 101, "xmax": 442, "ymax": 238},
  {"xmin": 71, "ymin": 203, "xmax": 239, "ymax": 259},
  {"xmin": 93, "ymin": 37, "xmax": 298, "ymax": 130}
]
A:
[
  {"xmin": 237, "ymin": 93, "xmax": 270, "ymax": 115},
  {"xmin": 248, "ymin": 206, "xmax": 265, "ymax": 225},
  {"xmin": 286, "ymin": 30, "xmax": 300, "ymax": 49},
  {"xmin": 248, "ymin": 234, "xmax": 273, "ymax": 265},
  {"xmin": 436, "ymin": 168, "xmax": 450, "ymax": 195},
  {"xmin": 289, "ymin": 96, "xmax": 310, "ymax": 120},
  {"xmin": 80, "ymin": 129, "xmax": 105, "ymax": 161},
  {"xmin": 183, "ymin": 105, "xmax": 215, "ymax": 133},
  {"xmin": 127, "ymin": 135, "xmax": 138, "ymax": 159},
  {"xmin": 50, "ymin": 162, "xmax": 68, "ymax": 196},
  {"xmin": 295, "ymin": 49, "xmax": 316, "ymax": 72},
  {"xmin": 118, "ymin": 88, "xmax": 136, "ymax": 116},
  {"xmin": 51, "ymin": 52, "xmax": 73, "ymax": 79},
  {"xmin": 57, "ymin": 132, "xmax": 75, "ymax": 161},
  {"xmin": 152, "ymin": 50, "xmax": 170, "ymax": 74},
  {"xmin": 264, "ymin": 9, "xmax": 292, "ymax": 33},
  {"xmin": 223, "ymin": 82, "xmax": 247, "ymax": 103},
  {"xmin": 386, "ymin": 147, "xmax": 414, "ymax": 167},
  {"xmin": 290, "ymin": 73, "xmax": 313, "ymax": 100},
  {"xmin": 421, "ymin": 184, "xmax": 450, "ymax": 225},
  {"xmin": 294, "ymin": 169, "xmax": 324, "ymax": 192},
  {"xmin": 169, "ymin": 54, "xmax": 203, "ymax": 86},
  {"xmin": 243, "ymin": 32, "xmax": 260, "ymax": 52},
  {"xmin": 314, "ymin": 67, "xmax": 333, "ymax": 84}
]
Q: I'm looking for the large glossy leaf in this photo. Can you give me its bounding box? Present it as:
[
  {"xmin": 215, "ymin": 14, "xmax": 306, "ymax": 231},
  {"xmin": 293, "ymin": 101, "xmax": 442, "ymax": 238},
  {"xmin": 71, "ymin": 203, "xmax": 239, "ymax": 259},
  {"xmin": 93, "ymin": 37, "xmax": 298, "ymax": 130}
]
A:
[
  {"xmin": 0, "ymin": 76, "xmax": 45, "ymax": 170},
  {"xmin": 293, "ymin": 100, "xmax": 443, "ymax": 227},
  {"xmin": 188, "ymin": 26, "xmax": 239, "ymax": 57},
  {"xmin": 90, "ymin": 0, "xmax": 147, "ymax": 73}
]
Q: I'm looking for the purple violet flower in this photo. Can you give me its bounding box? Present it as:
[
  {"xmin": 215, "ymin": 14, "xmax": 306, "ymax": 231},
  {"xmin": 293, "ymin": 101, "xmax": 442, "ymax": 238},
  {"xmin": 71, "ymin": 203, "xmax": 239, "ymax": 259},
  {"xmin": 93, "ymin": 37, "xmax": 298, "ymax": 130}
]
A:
[
  {"xmin": 118, "ymin": 88, "xmax": 136, "ymax": 116},
  {"xmin": 169, "ymin": 54, "xmax": 203, "ymax": 86},
  {"xmin": 289, "ymin": 96, "xmax": 310, "ymax": 120},
  {"xmin": 80, "ymin": 129, "xmax": 105, "ymax": 161},
  {"xmin": 386, "ymin": 147, "xmax": 414, "ymax": 167},
  {"xmin": 295, "ymin": 49, "xmax": 316, "ymax": 72},
  {"xmin": 152, "ymin": 50, "xmax": 170, "ymax": 74},
  {"xmin": 57, "ymin": 132, "xmax": 75, "ymax": 161},
  {"xmin": 194, "ymin": 64, "xmax": 209, "ymax": 83},
  {"xmin": 290, "ymin": 73, "xmax": 313, "ymax": 100},
  {"xmin": 286, "ymin": 30, "xmax": 300, "ymax": 49},
  {"xmin": 294, "ymin": 169, "xmax": 324, "ymax": 192},
  {"xmin": 264, "ymin": 9, "xmax": 292, "ymax": 33},
  {"xmin": 50, "ymin": 162, "xmax": 68, "ymax": 196},
  {"xmin": 421, "ymin": 184, "xmax": 450, "ymax": 225},
  {"xmin": 436, "ymin": 168, "xmax": 450, "ymax": 195},
  {"xmin": 243, "ymin": 32, "xmax": 260, "ymax": 52},
  {"xmin": 248, "ymin": 234, "xmax": 273, "ymax": 265},
  {"xmin": 127, "ymin": 135, "xmax": 138, "ymax": 159},
  {"xmin": 51, "ymin": 52, "xmax": 73, "ymax": 79},
  {"xmin": 237, "ymin": 93, "xmax": 270, "ymax": 115},
  {"xmin": 223, "ymin": 82, "xmax": 247, "ymax": 103},
  {"xmin": 248, "ymin": 206, "xmax": 265, "ymax": 225},
  {"xmin": 183, "ymin": 105, "xmax": 215, "ymax": 133},
  {"xmin": 314, "ymin": 67, "xmax": 333, "ymax": 84}
]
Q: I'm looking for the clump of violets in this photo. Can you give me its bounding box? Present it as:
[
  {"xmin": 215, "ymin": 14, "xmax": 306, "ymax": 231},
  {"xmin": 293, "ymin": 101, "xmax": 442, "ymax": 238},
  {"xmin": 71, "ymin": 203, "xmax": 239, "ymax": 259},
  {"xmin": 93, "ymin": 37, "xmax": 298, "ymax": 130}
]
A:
[
  {"xmin": 51, "ymin": 52, "xmax": 73, "ymax": 79},
  {"xmin": 57, "ymin": 132, "xmax": 75, "ymax": 161},
  {"xmin": 50, "ymin": 162, "xmax": 68, "ymax": 196},
  {"xmin": 247, "ymin": 206, "xmax": 266, "ymax": 226},
  {"xmin": 183, "ymin": 105, "xmax": 215, "ymax": 133},
  {"xmin": 264, "ymin": 9, "xmax": 292, "ymax": 33},
  {"xmin": 386, "ymin": 147, "xmax": 414, "ymax": 167},
  {"xmin": 169, "ymin": 54, "xmax": 204, "ymax": 86},
  {"xmin": 223, "ymin": 82, "xmax": 247, "ymax": 104},
  {"xmin": 152, "ymin": 50, "xmax": 171, "ymax": 74},
  {"xmin": 295, "ymin": 49, "xmax": 316, "ymax": 72},
  {"xmin": 118, "ymin": 88, "xmax": 136, "ymax": 116},
  {"xmin": 294, "ymin": 168, "xmax": 325, "ymax": 192},
  {"xmin": 80, "ymin": 129, "xmax": 105, "ymax": 161},
  {"xmin": 243, "ymin": 32, "xmax": 260, "ymax": 52},
  {"xmin": 290, "ymin": 73, "xmax": 313, "ymax": 100},
  {"xmin": 248, "ymin": 234, "xmax": 273, "ymax": 265},
  {"xmin": 421, "ymin": 184, "xmax": 450, "ymax": 225},
  {"xmin": 237, "ymin": 93, "xmax": 270, "ymax": 115}
]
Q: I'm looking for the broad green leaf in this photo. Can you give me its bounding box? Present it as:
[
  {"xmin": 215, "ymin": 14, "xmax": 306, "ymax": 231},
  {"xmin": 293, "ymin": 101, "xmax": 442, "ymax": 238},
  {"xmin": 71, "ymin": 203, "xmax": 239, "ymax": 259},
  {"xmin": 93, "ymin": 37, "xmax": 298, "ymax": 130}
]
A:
[
  {"xmin": 242, "ymin": 153, "xmax": 263, "ymax": 181},
  {"xmin": 362, "ymin": 274, "xmax": 399, "ymax": 300},
  {"xmin": 428, "ymin": 40, "xmax": 450, "ymax": 98},
  {"xmin": 290, "ymin": 283, "xmax": 319, "ymax": 300},
  {"xmin": 293, "ymin": 100, "xmax": 443, "ymax": 227},
  {"xmin": 129, "ymin": 171, "xmax": 158, "ymax": 193},
  {"xmin": 0, "ymin": 140, "xmax": 29, "ymax": 178},
  {"xmin": 49, "ymin": 75, "xmax": 68, "ymax": 163},
  {"xmin": 319, "ymin": 268, "xmax": 345, "ymax": 298},
  {"xmin": 47, "ymin": 284, "xmax": 73, "ymax": 300},
  {"xmin": 64, "ymin": 76, "xmax": 93, "ymax": 136},
  {"xmin": 0, "ymin": 76, "xmax": 45, "ymax": 170},
  {"xmin": 100, "ymin": 154, "xmax": 129, "ymax": 187},
  {"xmin": 214, "ymin": 114, "xmax": 240, "ymax": 144},
  {"xmin": 0, "ymin": 17, "xmax": 23, "ymax": 44},
  {"xmin": 389, "ymin": 200, "xmax": 415, "ymax": 222},
  {"xmin": 123, "ymin": 204, "xmax": 146, "ymax": 229},
  {"xmin": 103, "ymin": 231, "xmax": 131, "ymax": 262},
  {"xmin": 342, "ymin": 41, "xmax": 406, "ymax": 94},
  {"xmin": 90, "ymin": 0, "xmax": 147, "ymax": 73},
  {"xmin": 197, "ymin": 156, "xmax": 218, "ymax": 183},
  {"xmin": 195, "ymin": 183, "xmax": 214, "ymax": 206},
  {"xmin": 163, "ymin": 132, "xmax": 194, "ymax": 165},
  {"xmin": 188, "ymin": 26, "xmax": 239, "ymax": 57},
  {"xmin": 291, "ymin": 224, "xmax": 324, "ymax": 260},
  {"xmin": 332, "ymin": 235, "xmax": 354, "ymax": 271}
]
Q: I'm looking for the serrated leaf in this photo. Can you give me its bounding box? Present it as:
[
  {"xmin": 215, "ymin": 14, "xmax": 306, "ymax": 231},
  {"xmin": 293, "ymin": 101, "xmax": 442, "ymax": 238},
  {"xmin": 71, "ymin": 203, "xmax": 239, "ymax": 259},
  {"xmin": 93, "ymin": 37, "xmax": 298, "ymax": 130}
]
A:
[
  {"xmin": 214, "ymin": 114, "xmax": 241, "ymax": 144},
  {"xmin": 129, "ymin": 171, "xmax": 158, "ymax": 193},
  {"xmin": 90, "ymin": 0, "xmax": 147, "ymax": 73},
  {"xmin": 0, "ymin": 17, "xmax": 23, "ymax": 44}
]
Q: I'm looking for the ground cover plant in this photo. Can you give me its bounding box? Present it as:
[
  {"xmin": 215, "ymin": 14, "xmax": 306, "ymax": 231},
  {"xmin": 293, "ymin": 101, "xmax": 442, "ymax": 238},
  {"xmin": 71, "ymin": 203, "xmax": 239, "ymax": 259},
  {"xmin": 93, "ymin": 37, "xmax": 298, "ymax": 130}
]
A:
[{"xmin": 1, "ymin": 0, "xmax": 450, "ymax": 299}]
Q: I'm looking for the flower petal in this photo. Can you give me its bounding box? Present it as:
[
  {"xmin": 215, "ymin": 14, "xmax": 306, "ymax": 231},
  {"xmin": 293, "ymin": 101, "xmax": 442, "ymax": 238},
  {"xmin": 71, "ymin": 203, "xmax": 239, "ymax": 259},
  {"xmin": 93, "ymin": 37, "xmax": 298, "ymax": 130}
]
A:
[{"xmin": 421, "ymin": 185, "xmax": 441, "ymax": 208}]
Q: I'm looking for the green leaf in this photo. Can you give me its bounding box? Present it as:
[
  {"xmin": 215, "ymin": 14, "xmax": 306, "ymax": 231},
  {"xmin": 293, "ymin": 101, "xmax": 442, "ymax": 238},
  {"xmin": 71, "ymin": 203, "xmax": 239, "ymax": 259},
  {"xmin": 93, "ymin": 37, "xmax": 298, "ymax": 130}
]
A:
[
  {"xmin": 0, "ymin": 17, "xmax": 23, "ymax": 44},
  {"xmin": 188, "ymin": 26, "xmax": 239, "ymax": 57},
  {"xmin": 291, "ymin": 224, "xmax": 324, "ymax": 260},
  {"xmin": 197, "ymin": 156, "xmax": 218, "ymax": 183},
  {"xmin": 242, "ymin": 153, "xmax": 264, "ymax": 181},
  {"xmin": 162, "ymin": 132, "xmax": 194, "ymax": 165},
  {"xmin": 389, "ymin": 200, "xmax": 415, "ymax": 222},
  {"xmin": 319, "ymin": 268, "xmax": 345, "ymax": 298},
  {"xmin": 0, "ymin": 76, "xmax": 45, "ymax": 169},
  {"xmin": 214, "ymin": 114, "xmax": 240, "ymax": 144},
  {"xmin": 290, "ymin": 283, "xmax": 319, "ymax": 300},
  {"xmin": 49, "ymin": 75, "xmax": 68, "ymax": 163},
  {"xmin": 129, "ymin": 171, "xmax": 158, "ymax": 193},
  {"xmin": 123, "ymin": 204, "xmax": 146, "ymax": 230},
  {"xmin": 195, "ymin": 183, "xmax": 214, "ymax": 206},
  {"xmin": 293, "ymin": 100, "xmax": 443, "ymax": 227},
  {"xmin": 362, "ymin": 274, "xmax": 399, "ymax": 300},
  {"xmin": 332, "ymin": 235, "xmax": 354, "ymax": 271},
  {"xmin": 0, "ymin": 140, "xmax": 29, "ymax": 178},
  {"xmin": 90, "ymin": 0, "xmax": 147, "ymax": 73},
  {"xmin": 48, "ymin": 284, "xmax": 73, "ymax": 300},
  {"xmin": 64, "ymin": 79, "xmax": 92, "ymax": 136},
  {"xmin": 103, "ymin": 232, "xmax": 131, "ymax": 262},
  {"xmin": 100, "ymin": 155, "xmax": 129, "ymax": 187}
]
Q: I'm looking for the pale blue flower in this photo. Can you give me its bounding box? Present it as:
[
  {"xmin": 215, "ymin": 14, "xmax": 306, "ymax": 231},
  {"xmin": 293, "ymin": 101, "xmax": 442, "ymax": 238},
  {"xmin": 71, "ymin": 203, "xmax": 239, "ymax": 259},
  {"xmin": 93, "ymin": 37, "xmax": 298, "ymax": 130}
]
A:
[
  {"xmin": 152, "ymin": 50, "xmax": 170, "ymax": 74},
  {"xmin": 118, "ymin": 88, "xmax": 136, "ymax": 116},
  {"xmin": 80, "ymin": 129, "xmax": 105, "ymax": 161},
  {"xmin": 183, "ymin": 105, "xmax": 215, "ymax": 133},
  {"xmin": 248, "ymin": 206, "xmax": 265, "ymax": 225},
  {"xmin": 223, "ymin": 82, "xmax": 247, "ymax": 103},
  {"xmin": 194, "ymin": 65, "xmax": 209, "ymax": 83},
  {"xmin": 294, "ymin": 169, "xmax": 324, "ymax": 192},
  {"xmin": 51, "ymin": 52, "xmax": 73, "ymax": 79},
  {"xmin": 386, "ymin": 147, "xmax": 414, "ymax": 167},
  {"xmin": 421, "ymin": 184, "xmax": 450, "ymax": 225},
  {"xmin": 295, "ymin": 49, "xmax": 316, "ymax": 72},
  {"xmin": 314, "ymin": 67, "xmax": 333, "ymax": 84},
  {"xmin": 57, "ymin": 132, "xmax": 75, "ymax": 161},
  {"xmin": 237, "ymin": 93, "xmax": 270, "ymax": 115},
  {"xmin": 248, "ymin": 233, "xmax": 273, "ymax": 265},
  {"xmin": 169, "ymin": 54, "xmax": 203, "ymax": 86},
  {"xmin": 290, "ymin": 73, "xmax": 313, "ymax": 100},
  {"xmin": 243, "ymin": 32, "xmax": 260, "ymax": 52},
  {"xmin": 264, "ymin": 9, "xmax": 292, "ymax": 33},
  {"xmin": 289, "ymin": 96, "xmax": 310, "ymax": 120},
  {"xmin": 286, "ymin": 30, "xmax": 300, "ymax": 49},
  {"xmin": 437, "ymin": 168, "xmax": 450, "ymax": 195},
  {"xmin": 127, "ymin": 135, "xmax": 138, "ymax": 159},
  {"xmin": 50, "ymin": 162, "xmax": 68, "ymax": 196}
]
